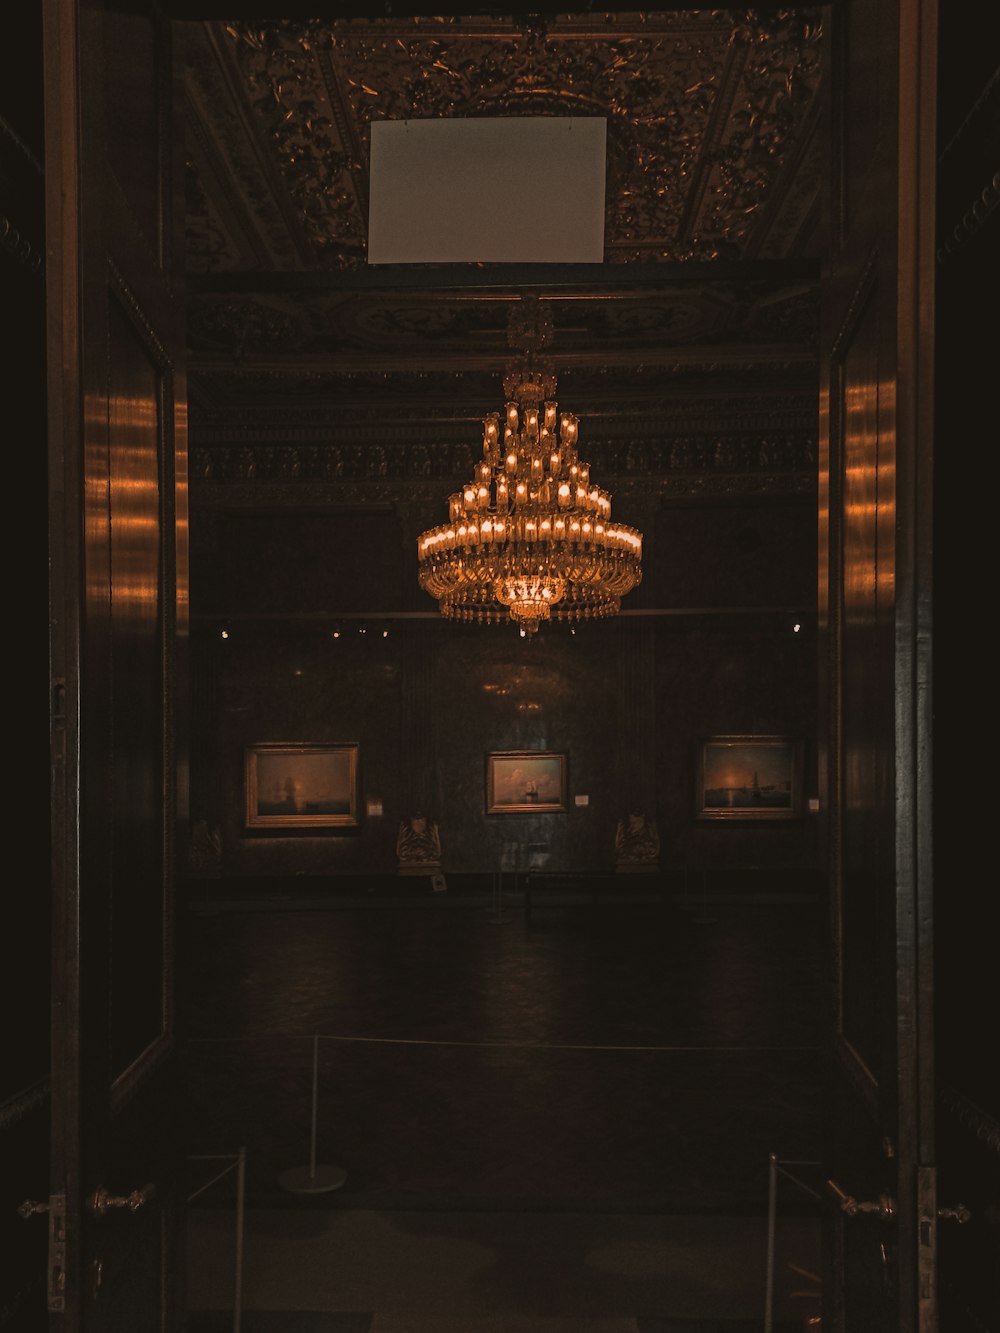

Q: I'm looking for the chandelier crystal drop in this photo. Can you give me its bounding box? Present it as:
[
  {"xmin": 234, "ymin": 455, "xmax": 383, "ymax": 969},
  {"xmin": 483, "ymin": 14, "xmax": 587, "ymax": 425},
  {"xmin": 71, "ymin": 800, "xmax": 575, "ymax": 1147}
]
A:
[{"xmin": 417, "ymin": 299, "xmax": 642, "ymax": 635}]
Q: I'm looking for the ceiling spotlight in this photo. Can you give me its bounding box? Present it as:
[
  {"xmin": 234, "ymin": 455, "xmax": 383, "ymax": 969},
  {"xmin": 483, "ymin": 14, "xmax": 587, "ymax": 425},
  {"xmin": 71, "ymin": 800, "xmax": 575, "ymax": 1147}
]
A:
[{"xmin": 220, "ymin": 629, "xmax": 229, "ymax": 639}]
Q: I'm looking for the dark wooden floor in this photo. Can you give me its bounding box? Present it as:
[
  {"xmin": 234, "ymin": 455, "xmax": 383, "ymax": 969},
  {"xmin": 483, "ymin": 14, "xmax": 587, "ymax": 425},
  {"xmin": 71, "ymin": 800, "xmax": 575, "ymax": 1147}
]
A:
[{"xmin": 177, "ymin": 884, "xmax": 824, "ymax": 1216}]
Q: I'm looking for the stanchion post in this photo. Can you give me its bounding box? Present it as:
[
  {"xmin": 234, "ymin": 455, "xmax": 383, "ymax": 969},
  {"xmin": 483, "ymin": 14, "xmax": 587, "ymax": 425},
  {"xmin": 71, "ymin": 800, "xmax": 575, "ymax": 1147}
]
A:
[
  {"xmin": 233, "ymin": 1147, "xmax": 245, "ymax": 1333},
  {"xmin": 764, "ymin": 1150, "xmax": 778, "ymax": 1333},
  {"xmin": 309, "ymin": 1033, "xmax": 319, "ymax": 1176},
  {"xmin": 276, "ymin": 1035, "xmax": 347, "ymax": 1194},
  {"xmin": 185, "ymin": 1150, "xmax": 247, "ymax": 1333}
]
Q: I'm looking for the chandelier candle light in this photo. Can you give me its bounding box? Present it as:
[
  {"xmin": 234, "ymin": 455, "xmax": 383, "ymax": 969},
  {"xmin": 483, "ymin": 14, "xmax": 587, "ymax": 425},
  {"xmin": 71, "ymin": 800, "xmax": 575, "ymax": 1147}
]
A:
[{"xmin": 417, "ymin": 300, "xmax": 643, "ymax": 635}]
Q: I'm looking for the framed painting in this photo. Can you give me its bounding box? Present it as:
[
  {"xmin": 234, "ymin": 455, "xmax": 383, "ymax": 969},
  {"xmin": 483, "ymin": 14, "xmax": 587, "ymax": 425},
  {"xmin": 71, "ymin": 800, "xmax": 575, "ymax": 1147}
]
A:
[
  {"xmin": 696, "ymin": 735, "xmax": 803, "ymax": 821},
  {"xmin": 245, "ymin": 742, "xmax": 359, "ymax": 829},
  {"xmin": 487, "ymin": 751, "xmax": 567, "ymax": 814}
]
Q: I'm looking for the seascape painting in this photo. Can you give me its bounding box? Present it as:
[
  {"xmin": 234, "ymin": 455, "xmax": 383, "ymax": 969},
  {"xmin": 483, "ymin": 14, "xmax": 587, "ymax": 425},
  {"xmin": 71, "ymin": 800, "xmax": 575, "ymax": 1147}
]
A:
[
  {"xmin": 487, "ymin": 752, "xmax": 567, "ymax": 814},
  {"xmin": 245, "ymin": 743, "xmax": 359, "ymax": 829},
  {"xmin": 696, "ymin": 736, "xmax": 803, "ymax": 821}
]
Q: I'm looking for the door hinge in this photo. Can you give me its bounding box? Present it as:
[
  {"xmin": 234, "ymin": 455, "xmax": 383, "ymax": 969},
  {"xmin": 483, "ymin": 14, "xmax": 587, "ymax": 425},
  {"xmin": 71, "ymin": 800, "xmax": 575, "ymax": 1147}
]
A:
[{"xmin": 46, "ymin": 1194, "xmax": 66, "ymax": 1313}]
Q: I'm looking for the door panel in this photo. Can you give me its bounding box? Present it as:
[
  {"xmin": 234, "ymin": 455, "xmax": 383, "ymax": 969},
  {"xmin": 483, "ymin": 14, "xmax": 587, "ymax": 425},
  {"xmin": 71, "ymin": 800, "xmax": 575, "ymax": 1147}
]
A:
[
  {"xmin": 824, "ymin": 259, "xmax": 900, "ymax": 1330},
  {"xmin": 44, "ymin": 0, "xmax": 187, "ymax": 1326},
  {"xmin": 932, "ymin": 11, "xmax": 1000, "ymax": 1328},
  {"xmin": 819, "ymin": 0, "xmax": 937, "ymax": 1328},
  {"xmin": 107, "ymin": 290, "xmax": 168, "ymax": 1087},
  {"xmin": 837, "ymin": 267, "xmax": 891, "ymax": 1082},
  {"xmin": 824, "ymin": 252, "xmax": 902, "ymax": 1333},
  {"xmin": 1, "ymin": 6, "xmax": 51, "ymax": 1324}
]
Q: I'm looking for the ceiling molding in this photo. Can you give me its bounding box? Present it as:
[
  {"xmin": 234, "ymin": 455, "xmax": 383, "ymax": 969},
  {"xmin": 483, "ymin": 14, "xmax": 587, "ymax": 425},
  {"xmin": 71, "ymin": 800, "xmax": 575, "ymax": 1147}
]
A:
[
  {"xmin": 189, "ymin": 257, "xmax": 822, "ymax": 294},
  {"xmin": 162, "ymin": 4, "xmax": 837, "ymax": 19}
]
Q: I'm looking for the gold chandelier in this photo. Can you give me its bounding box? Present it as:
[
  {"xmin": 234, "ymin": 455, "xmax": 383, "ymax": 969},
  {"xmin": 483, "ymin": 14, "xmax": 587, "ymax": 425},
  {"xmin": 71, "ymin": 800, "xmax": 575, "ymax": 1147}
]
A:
[{"xmin": 417, "ymin": 299, "xmax": 643, "ymax": 635}]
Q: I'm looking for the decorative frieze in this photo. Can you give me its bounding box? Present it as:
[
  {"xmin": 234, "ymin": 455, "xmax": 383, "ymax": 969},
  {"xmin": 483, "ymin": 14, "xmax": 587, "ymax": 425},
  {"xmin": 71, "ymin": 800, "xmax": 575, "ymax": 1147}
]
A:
[{"xmin": 190, "ymin": 430, "xmax": 816, "ymax": 489}]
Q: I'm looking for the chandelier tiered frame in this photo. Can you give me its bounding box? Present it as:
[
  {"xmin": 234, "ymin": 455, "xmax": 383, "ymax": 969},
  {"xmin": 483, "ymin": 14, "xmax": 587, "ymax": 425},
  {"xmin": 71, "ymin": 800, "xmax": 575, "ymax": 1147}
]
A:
[{"xmin": 417, "ymin": 390, "xmax": 642, "ymax": 635}]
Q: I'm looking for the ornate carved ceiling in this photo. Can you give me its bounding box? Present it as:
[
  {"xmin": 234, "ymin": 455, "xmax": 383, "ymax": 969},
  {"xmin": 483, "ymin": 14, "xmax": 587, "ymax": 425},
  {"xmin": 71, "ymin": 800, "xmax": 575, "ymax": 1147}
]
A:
[{"xmin": 179, "ymin": 8, "xmax": 824, "ymax": 476}]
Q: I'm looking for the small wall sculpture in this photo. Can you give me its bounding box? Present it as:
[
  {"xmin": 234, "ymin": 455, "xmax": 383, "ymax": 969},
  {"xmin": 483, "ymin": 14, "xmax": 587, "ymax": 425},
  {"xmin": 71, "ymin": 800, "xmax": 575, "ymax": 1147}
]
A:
[
  {"xmin": 396, "ymin": 814, "xmax": 442, "ymax": 875},
  {"xmin": 615, "ymin": 811, "xmax": 660, "ymax": 872}
]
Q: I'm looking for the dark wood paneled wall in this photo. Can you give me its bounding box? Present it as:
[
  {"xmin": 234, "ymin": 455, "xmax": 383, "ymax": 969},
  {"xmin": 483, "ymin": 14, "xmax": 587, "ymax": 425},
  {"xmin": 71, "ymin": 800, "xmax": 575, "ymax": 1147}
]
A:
[
  {"xmin": 186, "ymin": 496, "xmax": 819, "ymax": 884},
  {"xmin": 1, "ymin": 4, "xmax": 51, "ymax": 1324}
]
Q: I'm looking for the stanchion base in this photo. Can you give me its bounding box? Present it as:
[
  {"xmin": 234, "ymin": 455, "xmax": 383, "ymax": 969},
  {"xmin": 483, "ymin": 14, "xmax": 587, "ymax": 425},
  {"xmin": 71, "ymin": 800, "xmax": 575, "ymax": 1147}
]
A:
[{"xmin": 277, "ymin": 1163, "xmax": 347, "ymax": 1194}]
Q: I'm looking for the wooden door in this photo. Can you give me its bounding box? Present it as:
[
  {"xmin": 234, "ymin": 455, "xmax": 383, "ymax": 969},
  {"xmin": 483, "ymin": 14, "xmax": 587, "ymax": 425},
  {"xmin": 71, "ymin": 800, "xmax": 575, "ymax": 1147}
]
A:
[
  {"xmin": 930, "ymin": 12, "xmax": 1000, "ymax": 1330},
  {"xmin": 817, "ymin": 0, "xmax": 937, "ymax": 1327},
  {"xmin": 44, "ymin": 0, "xmax": 188, "ymax": 1326}
]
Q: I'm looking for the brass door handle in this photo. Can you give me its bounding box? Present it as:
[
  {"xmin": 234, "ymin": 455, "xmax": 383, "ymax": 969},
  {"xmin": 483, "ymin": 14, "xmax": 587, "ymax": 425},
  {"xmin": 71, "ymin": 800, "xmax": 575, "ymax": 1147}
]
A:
[
  {"xmin": 825, "ymin": 1178, "xmax": 896, "ymax": 1221},
  {"xmin": 89, "ymin": 1184, "xmax": 155, "ymax": 1216}
]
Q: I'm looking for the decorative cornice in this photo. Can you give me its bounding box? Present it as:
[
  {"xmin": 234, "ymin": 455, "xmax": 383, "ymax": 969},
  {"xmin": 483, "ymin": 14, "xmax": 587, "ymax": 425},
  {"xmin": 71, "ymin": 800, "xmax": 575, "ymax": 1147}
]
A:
[
  {"xmin": 831, "ymin": 246, "xmax": 879, "ymax": 363},
  {"xmin": 107, "ymin": 257, "xmax": 174, "ymax": 371},
  {"xmin": 937, "ymin": 169, "xmax": 1000, "ymax": 265},
  {"xmin": 188, "ymin": 379, "xmax": 818, "ymax": 437},
  {"xmin": 189, "ymin": 433, "xmax": 817, "ymax": 498},
  {"xmin": 190, "ymin": 468, "xmax": 816, "ymax": 512},
  {"xmin": 938, "ymin": 65, "xmax": 999, "ymax": 168},
  {"xmin": 190, "ymin": 407, "xmax": 819, "ymax": 441},
  {"xmin": 0, "ymin": 113, "xmax": 43, "ymax": 178},
  {"xmin": 184, "ymin": 284, "xmax": 819, "ymax": 364},
  {"xmin": 0, "ymin": 1077, "xmax": 48, "ymax": 1132}
]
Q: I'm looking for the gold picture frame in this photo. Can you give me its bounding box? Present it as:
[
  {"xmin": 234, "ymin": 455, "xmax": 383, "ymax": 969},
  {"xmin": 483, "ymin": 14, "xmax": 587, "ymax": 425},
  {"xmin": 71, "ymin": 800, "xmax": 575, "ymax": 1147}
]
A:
[
  {"xmin": 245, "ymin": 742, "xmax": 359, "ymax": 829},
  {"xmin": 696, "ymin": 735, "xmax": 803, "ymax": 821},
  {"xmin": 487, "ymin": 751, "xmax": 567, "ymax": 814}
]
